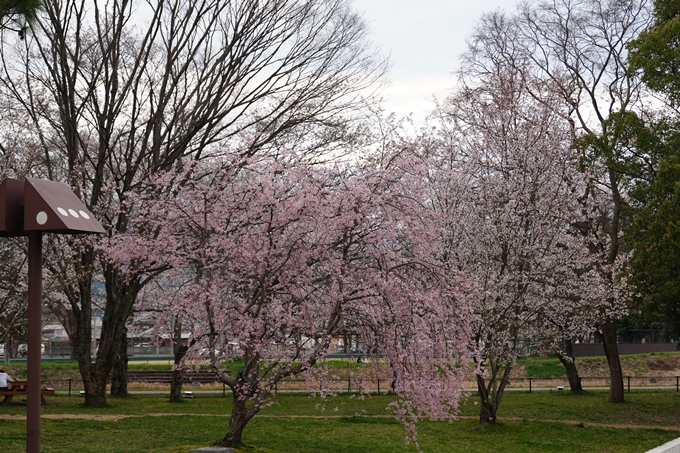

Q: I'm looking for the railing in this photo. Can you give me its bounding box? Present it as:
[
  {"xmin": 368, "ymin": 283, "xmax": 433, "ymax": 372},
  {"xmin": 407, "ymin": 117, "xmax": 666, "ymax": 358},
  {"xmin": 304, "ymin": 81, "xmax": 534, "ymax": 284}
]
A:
[
  {"xmin": 517, "ymin": 376, "xmax": 680, "ymax": 393},
  {"xmin": 46, "ymin": 375, "xmax": 680, "ymax": 396}
]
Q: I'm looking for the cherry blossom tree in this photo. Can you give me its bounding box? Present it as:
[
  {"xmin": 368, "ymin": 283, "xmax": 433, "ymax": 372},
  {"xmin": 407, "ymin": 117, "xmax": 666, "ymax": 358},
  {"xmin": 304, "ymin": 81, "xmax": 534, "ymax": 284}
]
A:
[
  {"xmin": 105, "ymin": 153, "xmax": 475, "ymax": 447},
  {"xmin": 427, "ymin": 68, "xmax": 618, "ymax": 425},
  {"xmin": 0, "ymin": 0, "xmax": 385, "ymax": 406},
  {"xmin": 463, "ymin": 0, "xmax": 652, "ymax": 403}
]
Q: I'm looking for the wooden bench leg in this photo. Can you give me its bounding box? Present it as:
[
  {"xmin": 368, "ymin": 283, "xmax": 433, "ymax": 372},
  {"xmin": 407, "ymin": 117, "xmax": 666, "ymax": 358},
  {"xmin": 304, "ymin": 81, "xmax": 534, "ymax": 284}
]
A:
[
  {"xmin": 41, "ymin": 394, "xmax": 47, "ymax": 406},
  {"xmin": 1, "ymin": 395, "xmax": 13, "ymax": 406}
]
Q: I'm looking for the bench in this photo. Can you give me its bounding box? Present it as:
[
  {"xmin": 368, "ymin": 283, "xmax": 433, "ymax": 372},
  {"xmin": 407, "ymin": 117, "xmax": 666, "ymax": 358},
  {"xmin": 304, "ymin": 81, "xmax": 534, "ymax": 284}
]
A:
[
  {"xmin": 121, "ymin": 370, "xmax": 224, "ymax": 384},
  {"xmin": 0, "ymin": 381, "xmax": 55, "ymax": 406}
]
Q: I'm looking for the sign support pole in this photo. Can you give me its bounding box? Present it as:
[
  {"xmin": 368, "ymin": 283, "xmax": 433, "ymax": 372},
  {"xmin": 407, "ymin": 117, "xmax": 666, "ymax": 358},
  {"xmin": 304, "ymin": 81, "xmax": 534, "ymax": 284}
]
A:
[
  {"xmin": 0, "ymin": 178, "xmax": 105, "ymax": 452},
  {"xmin": 27, "ymin": 231, "xmax": 42, "ymax": 453}
]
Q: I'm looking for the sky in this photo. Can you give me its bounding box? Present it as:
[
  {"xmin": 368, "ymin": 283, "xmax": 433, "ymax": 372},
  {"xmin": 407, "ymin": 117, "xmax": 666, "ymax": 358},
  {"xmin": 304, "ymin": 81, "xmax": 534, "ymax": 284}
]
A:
[{"xmin": 352, "ymin": 0, "xmax": 515, "ymax": 122}]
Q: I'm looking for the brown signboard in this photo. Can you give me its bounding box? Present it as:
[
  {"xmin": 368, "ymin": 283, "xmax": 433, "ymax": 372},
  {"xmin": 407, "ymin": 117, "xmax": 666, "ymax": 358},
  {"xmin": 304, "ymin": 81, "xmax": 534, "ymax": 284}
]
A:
[
  {"xmin": 0, "ymin": 178, "xmax": 26, "ymax": 236},
  {"xmin": 24, "ymin": 178, "xmax": 105, "ymax": 234},
  {"xmin": 0, "ymin": 178, "xmax": 105, "ymax": 235}
]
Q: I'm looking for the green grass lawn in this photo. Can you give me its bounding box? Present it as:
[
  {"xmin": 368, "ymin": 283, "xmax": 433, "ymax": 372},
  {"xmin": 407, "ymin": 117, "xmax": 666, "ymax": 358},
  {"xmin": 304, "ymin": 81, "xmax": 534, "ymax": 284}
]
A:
[{"xmin": 1, "ymin": 390, "xmax": 679, "ymax": 452}]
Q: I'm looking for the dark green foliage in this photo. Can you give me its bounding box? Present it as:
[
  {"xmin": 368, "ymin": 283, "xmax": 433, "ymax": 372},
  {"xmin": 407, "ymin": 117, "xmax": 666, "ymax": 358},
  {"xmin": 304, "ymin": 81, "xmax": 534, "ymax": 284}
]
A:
[
  {"xmin": 654, "ymin": 0, "xmax": 680, "ymax": 21},
  {"xmin": 618, "ymin": 1, "xmax": 680, "ymax": 337},
  {"xmin": 627, "ymin": 145, "xmax": 680, "ymax": 336},
  {"xmin": 0, "ymin": 0, "xmax": 41, "ymax": 34},
  {"xmin": 0, "ymin": 0, "xmax": 40, "ymax": 19},
  {"xmin": 629, "ymin": 0, "xmax": 680, "ymax": 103},
  {"xmin": 575, "ymin": 111, "xmax": 661, "ymax": 189}
]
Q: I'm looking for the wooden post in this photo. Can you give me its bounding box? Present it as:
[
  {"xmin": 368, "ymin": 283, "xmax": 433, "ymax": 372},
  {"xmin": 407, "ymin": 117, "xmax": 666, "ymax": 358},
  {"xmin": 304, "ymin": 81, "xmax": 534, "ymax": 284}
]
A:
[{"xmin": 27, "ymin": 231, "xmax": 42, "ymax": 453}]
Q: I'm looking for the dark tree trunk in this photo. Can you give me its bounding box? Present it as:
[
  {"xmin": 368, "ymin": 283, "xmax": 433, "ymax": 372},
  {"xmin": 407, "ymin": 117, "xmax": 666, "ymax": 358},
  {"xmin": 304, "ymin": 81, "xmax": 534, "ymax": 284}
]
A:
[
  {"xmin": 61, "ymin": 276, "xmax": 110, "ymax": 408},
  {"xmin": 110, "ymin": 326, "xmax": 128, "ymax": 398},
  {"xmin": 557, "ymin": 338, "xmax": 583, "ymax": 392},
  {"xmin": 59, "ymin": 265, "xmax": 142, "ymax": 408},
  {"xmin": 218, "ymin": 395, "xmax": 254, "ymax": 448},
  {"xmin": 599, "ymin": 319, "xmax": 624, "ymax": 403},
  {"xmin": 169, "ymin": 355, "xmax": 186, "ymax": 402},
  {"xmin": 476, "ymin": 363, "xmax": 512, "ymax": 426},
  {"xmin": 477, "ymin": 376, "xmax": 498, "ymax": 425},
  {"xmin": 599, "ymin": 170, "xmax": 624, "ymax": 403},
  {"xmin": 169, "ymin": 319, "xmax": 187, "ymax": 403}
]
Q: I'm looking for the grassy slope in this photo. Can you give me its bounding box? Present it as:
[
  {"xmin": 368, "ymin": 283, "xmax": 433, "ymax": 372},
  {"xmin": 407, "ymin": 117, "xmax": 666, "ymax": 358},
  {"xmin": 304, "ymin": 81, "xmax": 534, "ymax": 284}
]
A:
[{"xmin": 515, "ymin": 351, "xmax": 680, "ymax": 379}]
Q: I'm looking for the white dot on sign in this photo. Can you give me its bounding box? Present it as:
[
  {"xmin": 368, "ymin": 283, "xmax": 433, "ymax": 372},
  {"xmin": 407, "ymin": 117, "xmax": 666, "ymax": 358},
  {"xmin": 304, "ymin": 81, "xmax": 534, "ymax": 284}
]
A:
[
  {"xmin": 36, "ymin": 211, "xmax": 48, "ymax": 225},
  {"xmin": 57, "ymin": 207, "xmax": 68, "ymax": 216},
  {"xmin": 79, "ymin": 210, "xmax": 90, "ymax": 220},
  {"xmin": 68, "ymin": 209, "xmax": 80, "ymax": 218}
]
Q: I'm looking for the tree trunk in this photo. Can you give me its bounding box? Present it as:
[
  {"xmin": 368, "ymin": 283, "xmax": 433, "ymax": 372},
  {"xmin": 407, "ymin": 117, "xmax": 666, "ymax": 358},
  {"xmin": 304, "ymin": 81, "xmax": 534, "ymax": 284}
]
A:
[
  {"xmin": 476, "ymin": 364, "xmax": 512, "ymax": 426},
  {"xmin": 60, "ymin": 267, "xmax": 142, "ymax": 408},
  {"xmin": 599, "ymin": 319, "xmax": 624, "ymax": 403},
  {"xmin": 3, "ymin": 337, "xmax": 9, "ymax": 364},
  {"xmin": 79, "ymin": 361, "xmax": 108, "ymax": 407},
  {"xmin": 110, "ymin": 326, "xmax": 128, "ymax": 398},
  {"xmin": 218, "ymin": 395, "xmax": 253, "ymax": 448},
  {"xmin": 169, "ymin": 357, "xmax": 186, "ymax": 402},
  {"xmin": 557, "ymin": 338, "xmax": 583, "ymax": 392},
  {"xmin": 169, "ymin": 319, "xmax": 187, "ymax": 403},
  {"xmin": 477, "ymin": 375, "xmax": 499, "ymax": 425}
]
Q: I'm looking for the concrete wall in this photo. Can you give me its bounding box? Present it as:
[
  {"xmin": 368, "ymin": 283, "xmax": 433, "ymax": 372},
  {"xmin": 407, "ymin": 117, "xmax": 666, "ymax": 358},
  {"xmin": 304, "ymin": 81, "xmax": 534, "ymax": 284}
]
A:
[{"xmin": 572, "ymin": 343, "xmax": 678, "ymax": 357}]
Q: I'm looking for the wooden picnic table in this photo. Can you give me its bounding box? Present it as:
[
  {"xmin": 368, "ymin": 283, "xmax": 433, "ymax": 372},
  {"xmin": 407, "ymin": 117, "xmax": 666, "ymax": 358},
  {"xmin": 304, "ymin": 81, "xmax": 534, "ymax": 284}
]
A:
[{"xmin": 0, "ymin": 380, "xmax": 54, "ymax": 406}]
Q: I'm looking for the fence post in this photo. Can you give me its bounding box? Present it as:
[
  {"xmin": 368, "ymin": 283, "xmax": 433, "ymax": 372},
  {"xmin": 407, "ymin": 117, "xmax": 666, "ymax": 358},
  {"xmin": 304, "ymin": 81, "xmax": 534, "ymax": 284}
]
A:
[
  {"xmin": 627, "ymin": 376, "xmax": 630, "ymax": 393},
  {"xmin": 68, "ymin": 379, "xmax": 71, "ymax": 397},
  {"xmin": 275, "ymin": 381, "xmax": 278, "ymax": 396},
  {"xmin": 347, "ymin": 378, "xmax": 351, "ymax": 394},
  {"xmin": 377, "ymin": 379, "xmax": 380, "ymax": 395},
  {"xmin": 529, "ymin": 377, "xmax": 532, "ymax": 394},
  {"xmin": 676, "ymin": 376, "xmax": 679, "ymax": 393}
]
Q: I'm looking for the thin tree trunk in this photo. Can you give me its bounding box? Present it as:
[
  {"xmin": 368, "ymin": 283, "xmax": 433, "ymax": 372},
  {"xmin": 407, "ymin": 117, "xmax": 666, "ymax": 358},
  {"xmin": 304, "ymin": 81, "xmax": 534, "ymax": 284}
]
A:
[
  {"xmin": 110, "ymin": 326, "xmax": 128, "ymax": 398},
  {"xmin": 169, "ymin": 319, "xmax": 186, "ymax": 403},
  {"xmin": 477, "ymin": 374, "xmax": 498, "ymax": 425},
  {"xmin": 599, "ymin": 320, "xmax": 624, "ymax": 403},
  {"xmin": 557, "ymin": 338, "xmax": 583, "ymax": 392},
  {"xmin": 3, "ymin": 337, "xmax": 9, "ymax": 364},
  {"xmin": 476, "ymin": 363, "xmax": 512, "ymax": 425}
]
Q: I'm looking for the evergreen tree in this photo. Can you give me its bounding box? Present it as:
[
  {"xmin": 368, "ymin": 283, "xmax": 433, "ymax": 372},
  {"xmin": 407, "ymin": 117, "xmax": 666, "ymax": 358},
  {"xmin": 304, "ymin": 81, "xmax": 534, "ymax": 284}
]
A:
[{"xmin": 626, "ymin": 0, "xmax": 680, "ymax": 338}]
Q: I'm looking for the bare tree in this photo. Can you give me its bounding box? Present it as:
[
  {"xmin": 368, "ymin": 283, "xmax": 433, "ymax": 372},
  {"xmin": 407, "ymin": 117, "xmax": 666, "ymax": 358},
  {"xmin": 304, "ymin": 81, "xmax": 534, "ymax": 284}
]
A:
[
  {"xmin": 0, "ymin": 0, "xmax": 385, "ymax": 407},
  {"xmin": 461, "ymin": 0, "xmax": 652, "ymax": 404}
]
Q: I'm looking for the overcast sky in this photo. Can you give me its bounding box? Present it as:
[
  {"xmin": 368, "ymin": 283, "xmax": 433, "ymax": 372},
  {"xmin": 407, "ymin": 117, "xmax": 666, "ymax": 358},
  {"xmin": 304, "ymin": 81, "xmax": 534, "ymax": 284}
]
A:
[{"xmin": 352, "ymin": 0, "xmax": 515, "ymax": 122}]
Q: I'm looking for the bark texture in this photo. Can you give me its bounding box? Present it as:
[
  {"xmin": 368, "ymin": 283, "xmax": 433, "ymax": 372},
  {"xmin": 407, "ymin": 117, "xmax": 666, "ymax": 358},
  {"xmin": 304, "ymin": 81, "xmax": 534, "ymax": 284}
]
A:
[
  {"xmin": 476, "ymin": 365, "xmax": 512, "ymax": 425},
  {"xmin": 557, "ymin": 338, "xmax": 583, "ymax": 392},
  {"xmin": 169, "ymin": 321, "xmax": 187, "ymax": 403},
  {"xmin": 110, "ymin": 327, "xmax": 129, "ymax": 398},
  {"xmin": 600, "ymin": 320, "xmax": 625, "ymax": 403},
  {"xmin": 218, "ymin": 396, "xmax": 256, "ymax": 448}
]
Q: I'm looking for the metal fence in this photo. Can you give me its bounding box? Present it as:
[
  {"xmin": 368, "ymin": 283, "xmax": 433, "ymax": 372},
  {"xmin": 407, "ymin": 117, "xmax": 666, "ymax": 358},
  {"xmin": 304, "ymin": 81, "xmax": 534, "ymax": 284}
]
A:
[{"xmin": 46, "ymin": 375, "xmax": 680, "ymax": 397}]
